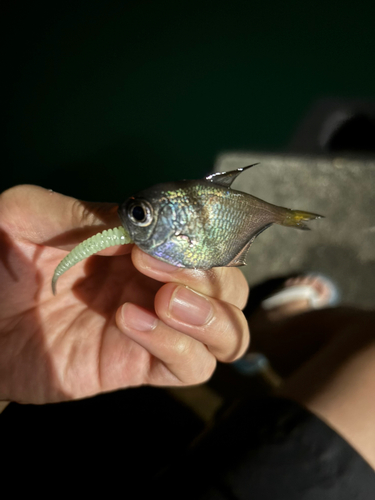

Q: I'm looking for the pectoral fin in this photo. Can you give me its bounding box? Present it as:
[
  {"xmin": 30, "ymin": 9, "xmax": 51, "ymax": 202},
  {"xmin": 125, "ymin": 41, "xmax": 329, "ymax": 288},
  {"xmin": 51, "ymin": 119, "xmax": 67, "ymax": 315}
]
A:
[{"xmin": 226, "ymin": 223, "xmax": 272, "ymax": 267}]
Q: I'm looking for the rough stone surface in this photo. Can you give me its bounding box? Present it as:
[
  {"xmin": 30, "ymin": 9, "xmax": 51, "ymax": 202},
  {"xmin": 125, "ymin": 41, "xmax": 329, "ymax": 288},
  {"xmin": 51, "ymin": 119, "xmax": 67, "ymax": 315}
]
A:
[{"xmin": 214, "ymin": 152, "xmax": 375, "ymax": 309}]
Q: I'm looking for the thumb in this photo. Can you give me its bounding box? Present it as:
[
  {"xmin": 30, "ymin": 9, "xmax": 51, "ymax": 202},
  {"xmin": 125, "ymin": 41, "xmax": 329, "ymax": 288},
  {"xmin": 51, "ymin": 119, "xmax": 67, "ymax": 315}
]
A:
[{"xmin": 0, "ymin": 185, "xmax": 122, "ymax": 250}]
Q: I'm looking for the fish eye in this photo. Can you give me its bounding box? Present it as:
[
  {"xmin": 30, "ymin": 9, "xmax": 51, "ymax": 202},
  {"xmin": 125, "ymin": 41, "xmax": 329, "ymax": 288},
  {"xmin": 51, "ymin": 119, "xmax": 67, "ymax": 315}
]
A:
[
  {"xmin": 132, "ymin": 205, "xmax": 145, "ymax": 221},
  {"xmin": 128, "ymin": 200, "xmax": 153, "ymax": 226}
]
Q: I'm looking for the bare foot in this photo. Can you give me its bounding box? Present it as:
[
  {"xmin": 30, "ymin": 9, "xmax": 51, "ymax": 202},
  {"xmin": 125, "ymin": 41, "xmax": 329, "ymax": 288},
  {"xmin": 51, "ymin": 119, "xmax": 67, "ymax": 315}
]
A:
[
  {"xmin": 251, "ymin": 274, "xmax": 338, "ymax": 325},
  {"xmin": 242, "ymin": 274, "xmax": 341, "ymax": 377}
]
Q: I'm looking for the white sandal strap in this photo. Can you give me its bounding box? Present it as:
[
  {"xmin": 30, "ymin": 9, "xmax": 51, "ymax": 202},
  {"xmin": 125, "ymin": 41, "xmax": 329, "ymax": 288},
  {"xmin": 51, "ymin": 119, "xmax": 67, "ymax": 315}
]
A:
[{"xmin": 261, "ymin": 285, "xmax": 323, "ymax": 310}]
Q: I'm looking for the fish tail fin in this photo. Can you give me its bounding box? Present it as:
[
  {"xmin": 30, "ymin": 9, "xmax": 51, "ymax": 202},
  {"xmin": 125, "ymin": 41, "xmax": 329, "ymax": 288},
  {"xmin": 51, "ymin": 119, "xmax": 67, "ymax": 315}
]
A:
[{"xmin": 277, "ymin": 209, "xmax": 324, "ymax": 230}]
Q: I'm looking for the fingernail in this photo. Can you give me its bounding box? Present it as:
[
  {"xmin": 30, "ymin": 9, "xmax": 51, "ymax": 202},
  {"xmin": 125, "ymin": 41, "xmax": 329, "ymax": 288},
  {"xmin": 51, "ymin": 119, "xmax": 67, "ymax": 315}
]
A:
[
  {"xmin": 121, "ymin": 303, "xmax": 158, "ymax": 332},
  {"xmin": 169, "ymin": 286, "xmax": 213, "ymax": 326}
]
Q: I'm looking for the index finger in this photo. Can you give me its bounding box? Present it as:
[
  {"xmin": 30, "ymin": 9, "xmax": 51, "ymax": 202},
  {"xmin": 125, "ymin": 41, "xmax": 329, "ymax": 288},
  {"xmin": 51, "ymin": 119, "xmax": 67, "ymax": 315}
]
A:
[{"xmin": 131, "ymin": 246, "xmax": 249, "ymax": 310}]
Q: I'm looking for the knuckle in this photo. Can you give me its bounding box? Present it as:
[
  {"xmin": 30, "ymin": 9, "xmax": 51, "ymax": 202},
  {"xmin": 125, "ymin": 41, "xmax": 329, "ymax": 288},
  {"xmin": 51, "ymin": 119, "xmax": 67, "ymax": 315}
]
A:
[
  {"xmin": 231, "ymin": 269, "xmax": 250, "ymax": 309},
  {"xmin": 169, "ymin": 336, "xmax": 217, "ymax": 385},
  {"xmin": 170, "ymin": 335, "xmax": 193, "ymax": 358},
  {"xmin": 238, "ymin": 270, "xmax": 250, "ymax": 310},
  {"xmin": 217, "ymin": 310, "xmax": 250, "ymax": 363},
  {"xmin": 71, "ymin": 199, "xmax": 96, "ymax": 227},
  {"xmin": 215, "ymin": 267, "xmax": 249, "ymax": 308},
  {"xmin": 0, "ymin": 184, "xmax": 35, "ymax": 206},
  {"xmin": 184, "ymin": 356, "xmax": 217, "ymax": 385},
  {"xmin": 0, "ymin": 185, "xmax": 20, "ymax": 200},
  {"xmin": 71, "ymin": 200, "xmax": 117, "ymax": 228},
  {"xmin": 198, "ymin": 356, "xmax": 217, "ymax": 382}
]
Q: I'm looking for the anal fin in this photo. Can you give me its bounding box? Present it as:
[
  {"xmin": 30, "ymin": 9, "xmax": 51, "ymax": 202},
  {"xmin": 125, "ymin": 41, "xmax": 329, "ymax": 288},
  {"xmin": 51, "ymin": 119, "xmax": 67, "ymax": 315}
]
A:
[{"xmin": 226, "ymin": 224, "xmax": 272, "ymax": 267}]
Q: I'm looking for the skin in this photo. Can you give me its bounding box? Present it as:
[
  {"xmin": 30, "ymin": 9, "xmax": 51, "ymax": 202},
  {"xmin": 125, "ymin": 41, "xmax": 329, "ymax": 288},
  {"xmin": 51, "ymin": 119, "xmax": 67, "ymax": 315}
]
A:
[{"xmin": 0, "ymin": 185, "xmax": 249, "ymax": 404}]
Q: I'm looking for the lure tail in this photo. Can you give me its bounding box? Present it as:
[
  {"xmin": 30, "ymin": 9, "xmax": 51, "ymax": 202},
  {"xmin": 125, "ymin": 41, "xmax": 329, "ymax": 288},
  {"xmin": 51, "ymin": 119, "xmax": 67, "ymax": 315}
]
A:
[
  {"xmin": 276, "ymin": 208, "xmax": 323, "ymax": 230},
  {"xmin": 52, "ymin": 226, "xmax": 133, "ymax": 295}
]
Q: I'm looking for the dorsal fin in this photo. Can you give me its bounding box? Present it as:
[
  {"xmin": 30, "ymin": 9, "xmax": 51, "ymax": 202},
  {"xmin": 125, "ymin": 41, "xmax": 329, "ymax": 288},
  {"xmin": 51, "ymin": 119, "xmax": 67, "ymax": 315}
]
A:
[{"xmin": 205, "ymin": 163, "xmax": 259, "ymax": 187}]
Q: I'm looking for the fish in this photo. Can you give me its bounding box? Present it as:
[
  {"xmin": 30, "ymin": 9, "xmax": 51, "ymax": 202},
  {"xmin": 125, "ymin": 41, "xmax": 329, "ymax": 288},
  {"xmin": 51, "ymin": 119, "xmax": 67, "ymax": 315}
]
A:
[
  {"xmin": 52, "ymin": 164, "xmax": 323, "ymax": 293},
  {"xmin": 117, "ymin": 164, "xmax": 323, "ymax": 269}
]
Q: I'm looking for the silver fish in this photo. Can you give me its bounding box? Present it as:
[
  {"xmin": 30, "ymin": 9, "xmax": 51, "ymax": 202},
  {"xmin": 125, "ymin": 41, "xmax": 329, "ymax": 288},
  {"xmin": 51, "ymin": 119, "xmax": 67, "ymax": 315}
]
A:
[{"xmin": 118, "ymin": 164, "xmax": 323, "ymax": 269}]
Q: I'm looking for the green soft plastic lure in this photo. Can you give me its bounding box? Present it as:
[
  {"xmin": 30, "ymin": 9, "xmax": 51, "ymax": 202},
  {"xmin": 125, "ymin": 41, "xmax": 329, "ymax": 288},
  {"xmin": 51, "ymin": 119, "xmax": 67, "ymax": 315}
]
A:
[
  {"xmin": 52, "ymin": 226, "xmax": 133, "ymax": 294},
  {"xmin": 52, "ymin": 164, "xmax": 322, "ymax": 294}
]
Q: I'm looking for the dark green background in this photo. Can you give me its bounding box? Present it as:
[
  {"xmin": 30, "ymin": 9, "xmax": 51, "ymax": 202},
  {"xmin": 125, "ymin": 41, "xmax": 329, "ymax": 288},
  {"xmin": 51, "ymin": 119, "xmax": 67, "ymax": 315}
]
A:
[{"xmin": 3, "ymin": 0, "xmax": 375, "ymax": 201}]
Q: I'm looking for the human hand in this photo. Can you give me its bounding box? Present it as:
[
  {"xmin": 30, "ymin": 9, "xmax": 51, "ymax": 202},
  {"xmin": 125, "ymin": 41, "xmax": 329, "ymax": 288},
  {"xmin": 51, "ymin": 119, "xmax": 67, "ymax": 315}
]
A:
[{"xmin": 0, "ymin": 185, "xmax": 249, "ymax": 404}]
